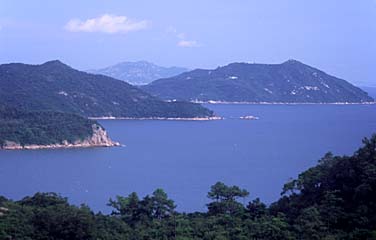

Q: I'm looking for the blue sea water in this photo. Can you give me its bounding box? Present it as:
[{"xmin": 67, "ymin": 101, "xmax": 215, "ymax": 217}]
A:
[{"xmin": 0, "ymin": 104, "xmax": 375, "ymax": 212}]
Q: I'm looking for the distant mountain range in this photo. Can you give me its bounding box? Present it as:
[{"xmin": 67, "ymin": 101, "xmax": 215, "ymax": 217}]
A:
[
  {"xmin": 142, "ymin": 60, "xmax": 374, "ymax": 103},
  {"xmin": 87, "ymin": 61, "xmax": 188, "ymax": 85},
  {"xmin": 0, "ymin": 60, "xmax": 213, "ymax": 118}
]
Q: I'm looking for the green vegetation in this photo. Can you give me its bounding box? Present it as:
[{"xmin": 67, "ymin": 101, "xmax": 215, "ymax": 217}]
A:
[
  {"xmin": 142, "ymin": 60, "xmax": 374, "ymax": 103},
  {"xmin": 0, "ymin": 60, "xmax": 213, "ymax": 148},
  {"xmin": 1, "ymin": 135, "xmax": 376, "ymax": 239},
  {"xmin": 0, "ymin": 106, "xmax": 96, "ymax": 147},
  {"xmin": 0, "ymin": 60, "xmax": 213, "ymax": 118}
]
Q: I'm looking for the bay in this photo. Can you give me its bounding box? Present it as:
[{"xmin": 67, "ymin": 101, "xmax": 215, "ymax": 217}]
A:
[{"xmin": 0, "ymin": 104, "xmax": 375, "ymax": 212}]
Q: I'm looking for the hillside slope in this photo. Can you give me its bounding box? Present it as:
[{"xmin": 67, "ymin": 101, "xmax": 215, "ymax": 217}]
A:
[
  {"xmin": 360, "ymin": 86, "xmax": 376, "ymax": 100},
  {"xmin": 0, "ymin": 107, "xmax": 118, "ymax": 149},
  {"xmin": 142, "ymin": 60, "xmax": 373, "ymax": 103},
  {"xmin": 0, "ymin": 61, "xmax": 212, "ymax": 118}
]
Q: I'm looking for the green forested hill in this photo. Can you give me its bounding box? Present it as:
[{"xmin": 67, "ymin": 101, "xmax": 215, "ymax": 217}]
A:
[
  {"xmin": 0, "ymin": 107, "xmax": 96, "ymax": 147},
  {"xmin": 0, "ymin": 60, "xmax": 212, "ymax": 118},
  {"xmin": 142, "ymin": 60, "xmax": 374, "ymax": 103},
  {"xmin": 1, "ymin": 134, "xmax": 376, "ymax": 239}
]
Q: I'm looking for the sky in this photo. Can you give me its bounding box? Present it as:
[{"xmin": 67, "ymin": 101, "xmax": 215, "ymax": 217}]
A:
[{"xmin": 0, "ymin": 0, "xmax": 375, "ymax": 86}]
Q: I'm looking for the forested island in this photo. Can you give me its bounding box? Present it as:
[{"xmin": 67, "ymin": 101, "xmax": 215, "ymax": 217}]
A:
[
  {"xmin": 0, "ymin": 60, "xmax": 213, "ymax": 118},
  {"xmin": 142, "ymin": 60, "xmax": 374, "ymax": 103},
  {"xmin": 1, "ymin": 135, "xmax": 375, "ymax": 239},
  {"xmin": 0, "ymin": 107, "xmax": 118, "ymax": 149},
  {"xmin": 0, "ymin": 60, "xmax": 214, "ymax": 149}
]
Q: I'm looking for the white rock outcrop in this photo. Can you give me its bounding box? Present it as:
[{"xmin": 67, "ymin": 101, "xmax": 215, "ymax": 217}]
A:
[{"xmin": 1, "ymin": 124, "xmax": 120, "ymax": 150}]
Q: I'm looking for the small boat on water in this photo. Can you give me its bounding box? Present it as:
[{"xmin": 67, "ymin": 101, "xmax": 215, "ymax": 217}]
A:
[{"xmin": 239, "ymin": 115, "xmax": 259, "ymax": 120}]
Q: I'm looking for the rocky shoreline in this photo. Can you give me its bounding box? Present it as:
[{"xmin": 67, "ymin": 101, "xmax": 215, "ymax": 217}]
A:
[{"xmin": 1, "ymin": 124, "xmax": 120, "ymax": 150}]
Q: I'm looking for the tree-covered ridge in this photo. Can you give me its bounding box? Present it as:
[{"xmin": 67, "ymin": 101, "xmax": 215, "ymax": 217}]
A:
[
  {"xmin": 142, "ymin": 60, "xmax": 374, "ymax": 103},
  {"xmin": 1, "ymin": 134, "xmax": 376, "ymax": 239},
  {"xmin": 0, "ymin": 106, "xmax": 96, "ymax": 147},
  {"xmin": 0, "ymin": 60, "xmax": 213, "ymax": 118}
]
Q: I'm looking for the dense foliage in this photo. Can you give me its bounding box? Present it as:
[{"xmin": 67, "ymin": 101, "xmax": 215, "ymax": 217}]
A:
[
  {"xmin": 142, "ymin": 60, "xmax": 373, "ymax": 103},
  {"xmin": 0, "ymin": 60, "xmax": 213, "ymax": 118},
  {"xmin": 0, "ymin": 107, "xmax": 96, "ymax": 147},
  {"xmin": 1, "ymin": 135, "xmax": 376, "ymax": 239}
]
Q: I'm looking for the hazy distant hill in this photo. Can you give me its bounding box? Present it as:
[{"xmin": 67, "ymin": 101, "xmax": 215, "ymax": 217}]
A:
[
  {"xmin": 0, "ymin": 61, "xmax": 212, "ymax": 118},
  {"xmin": 88, "ymin": 61, "xmax": 188, "ymax": 85},
  {"xmin": 142, "ymin": 60, "xmax": 373, "ymax": 103}
]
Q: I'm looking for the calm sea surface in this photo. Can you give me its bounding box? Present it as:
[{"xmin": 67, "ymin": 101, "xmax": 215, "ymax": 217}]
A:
[{"xmin": 1, "ymin": 104, "xmax": 375, "ymax": 212}]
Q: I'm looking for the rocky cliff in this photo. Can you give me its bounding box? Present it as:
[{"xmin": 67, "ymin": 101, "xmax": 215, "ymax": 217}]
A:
[{"xmin": 1, "ymin": 124, "xmax": 120, "ymax": 150}]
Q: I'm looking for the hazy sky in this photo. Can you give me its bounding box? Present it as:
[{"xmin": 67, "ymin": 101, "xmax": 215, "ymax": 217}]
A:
[{"xmin": 1, "ymin": 0, "xmax": 375, "ymax": 86}]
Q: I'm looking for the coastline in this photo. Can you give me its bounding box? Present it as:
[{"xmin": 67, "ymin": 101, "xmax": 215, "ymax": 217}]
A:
[
  {"xmin": 89, "ymin": 116, "xmax": 223, "ymax": 121},
  {"xmin": 193, "ymin": 100, "xmax": 376, "ymax": 105},
  {"xmin": 88, "ymin": 101, "xmax": 376, "ymax": 121},
  {"xmin": 1, "ymin": 124, "xmax": 121, "ymax": 150},
  {"xmin": 1, "ymin": 141, "xmax": 121, "ymax": 150}
]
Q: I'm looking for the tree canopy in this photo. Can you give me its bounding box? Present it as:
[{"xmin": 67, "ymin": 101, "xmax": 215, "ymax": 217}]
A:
[
  {"xmin": 1, "ymin": 134, "xmax": 376, "ymax": 239},
  {"xmin": 0, "ymin": 106, "xmax": 96, "ymax": 147}
]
